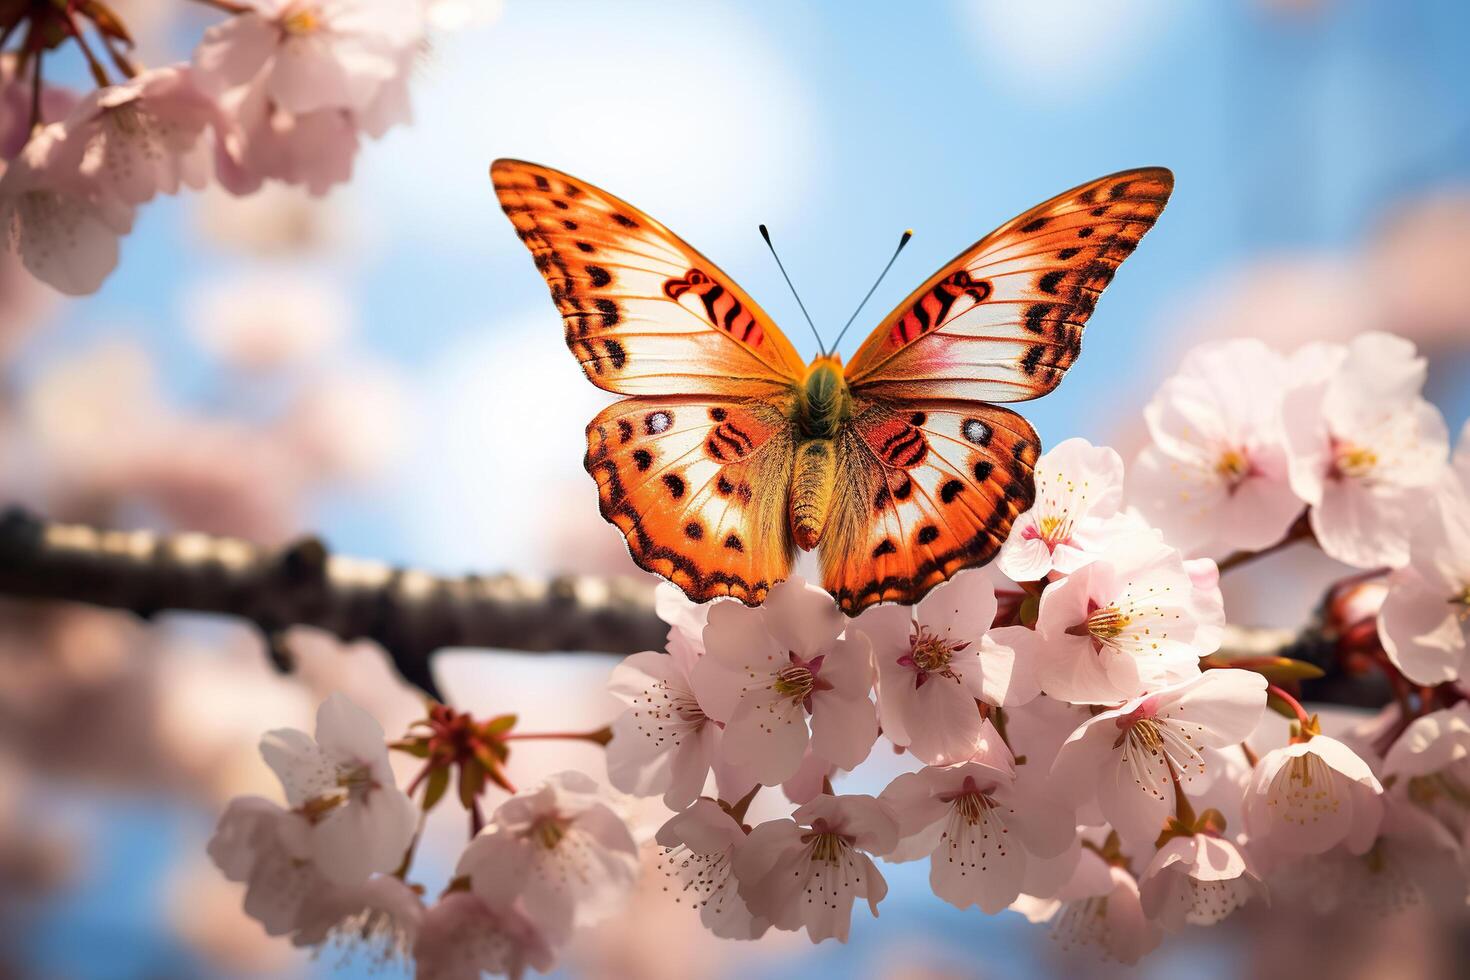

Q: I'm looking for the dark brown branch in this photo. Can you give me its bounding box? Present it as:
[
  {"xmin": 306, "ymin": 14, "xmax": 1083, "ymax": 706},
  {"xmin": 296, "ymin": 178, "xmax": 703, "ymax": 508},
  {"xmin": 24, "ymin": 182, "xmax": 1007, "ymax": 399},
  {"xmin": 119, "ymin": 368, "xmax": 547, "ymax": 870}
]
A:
[{"xmin": 0, "ymin": 508, "xmax": 665, "ymax": 701}]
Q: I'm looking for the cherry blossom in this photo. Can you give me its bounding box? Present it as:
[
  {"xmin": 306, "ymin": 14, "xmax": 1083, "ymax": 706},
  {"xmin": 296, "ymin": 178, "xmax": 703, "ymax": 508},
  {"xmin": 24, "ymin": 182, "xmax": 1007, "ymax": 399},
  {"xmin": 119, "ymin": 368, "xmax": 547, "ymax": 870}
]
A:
[
  {"xmin": 258, "ymin": 692, "xmax": 417, "ymax": 885},
  {"xmin": 458, "ymin": 770, "xmax": 638, "ymax": 946},
  {"xmin": 654, "ymin": 798, "xmax": 768, "ymax": 940},
  {"xmin": 1021, "ymin": 535, "xmax": 1221, "ymax": 704},
  {"xmin": 207, "ymin": 796, "xmax": 325, "ymax": 936},
  {"xmin": 1243, "ymin": 733, "xmax": 1384, "ymax": 856},
  {"xmin": 1037, "ymin": 846, "xmax": 1161, "ymax": 965},
  {"xmin": 413, "ymin": 892, "xmax": 555, "ymax": 980},
  {"xmin": 211, "ymin": 80, "xmax": 361, "ymax": 196},
  {"xmin": 1377, "ymin": 478, "xmax": 1470, "ymax": 685},
  {"xmin": 606, "ymin": 637, "xmax": 720, "ymax": 810},
  {"xmin": 858, "ymin": 570, "xmax": 1036, "ymax": 766},
  {"xmin": 880, "ymin": 760, "xmax": 1074, "ymax": 912},
  {"xmin": 1282, "ymin": 332, "xmax": 1450, "ymax": 569},
  {"xmin": 56, "ymin": 66, "xmax": 218, "ymax": 205},
  {"xmin": 291, "ymin": 874, "xmax": 423, "ymax": 965},
  {"xmin": 1050, "ymin": 670, "xmax": 1266, "ymax": 843},
  {"xmin": 733, "ymin": 793, "xmax": 898, "ymax": 943},
  {"xmin": 0, "ymin": 123, "xmax": 135, "ymax": 295},
  {"xmin": 1130, "ymin": 338, "xmax": 1306, "ymax": 555},
  {"xmin": 1380, "ymin": 703, "xmax": 1470, "ymax": 844},
  {"xmin": 1137, "ymin": 832, "xmax": 1264, "ymax": 930},
  {"xmin": 694, "ymin": 577, "xmax": 877, "ymax": 785},
  {"xmin": 998, "ymin": 438, "xmax": 1127, "ymax": 581}
]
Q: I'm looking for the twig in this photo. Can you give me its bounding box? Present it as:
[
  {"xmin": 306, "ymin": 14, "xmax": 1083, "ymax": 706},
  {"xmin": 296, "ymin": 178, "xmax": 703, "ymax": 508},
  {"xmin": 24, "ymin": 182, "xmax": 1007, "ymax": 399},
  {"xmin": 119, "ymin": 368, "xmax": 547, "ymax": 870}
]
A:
[
  {"xmin": 1216, "ymin": 513, "xmax": 1314, "ymax": 574},
  {"xmin": 0, "ymin": 508, "xmax": 665, "ymax": 702}
]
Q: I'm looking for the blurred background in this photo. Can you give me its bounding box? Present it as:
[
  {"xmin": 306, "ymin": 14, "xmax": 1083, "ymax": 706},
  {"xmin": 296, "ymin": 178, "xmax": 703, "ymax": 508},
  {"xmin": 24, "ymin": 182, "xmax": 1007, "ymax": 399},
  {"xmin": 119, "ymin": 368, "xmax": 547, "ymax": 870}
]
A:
[{"xmin": 2, "ymin": 0, "xmax": 1469, "ymax": 977}]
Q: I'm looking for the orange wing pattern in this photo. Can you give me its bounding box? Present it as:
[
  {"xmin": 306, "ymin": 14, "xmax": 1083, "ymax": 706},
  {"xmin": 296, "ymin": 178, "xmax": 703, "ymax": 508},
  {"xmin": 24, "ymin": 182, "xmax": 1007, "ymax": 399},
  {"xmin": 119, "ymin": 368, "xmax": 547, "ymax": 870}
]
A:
[
  {"xmin": 492, "ymin": 159, "xmax": 806, "ymax": 396},
  {"xmin": 584, "ymin": 395, "xmax": 798, "ymax": 605},
  {"xmin": 844, "ymin": 168, "xmax": 1173, "ymax": 403},
  {"xmin": 820, "ymin": 401, "xmax": 1039, "ymax": 613}
]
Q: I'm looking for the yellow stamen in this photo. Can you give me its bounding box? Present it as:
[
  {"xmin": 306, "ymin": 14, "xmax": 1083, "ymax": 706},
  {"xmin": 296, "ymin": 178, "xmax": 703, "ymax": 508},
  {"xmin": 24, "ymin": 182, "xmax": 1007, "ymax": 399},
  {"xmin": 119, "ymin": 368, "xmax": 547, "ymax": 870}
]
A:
[
  {"xmin": 283, "ymin": 8, "xmax": 321, "ymax": 34},
  {"xmin": 1086, "ymin": 606, "xmax": 1129, "ymax": 640},
  {"xmin": 1335, "ymin": 444, "xmax": 1378, "ymax": 478},
  {"xmin": 1215, "ymin": 449, "xmax": 1249, "ymax": 484},
  {"xmin": 773, "ymin": 664, "xmax": 814, "ymax": 701}
]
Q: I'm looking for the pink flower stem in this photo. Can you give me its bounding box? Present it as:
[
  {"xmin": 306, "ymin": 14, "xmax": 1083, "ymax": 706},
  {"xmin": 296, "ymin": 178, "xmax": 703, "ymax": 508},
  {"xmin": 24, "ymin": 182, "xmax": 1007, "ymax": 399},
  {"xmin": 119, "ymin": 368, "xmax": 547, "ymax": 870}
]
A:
[
  {"xmin": 1217, "ymin": 513, "xmax": 1314, "ymax": 574},
  {"xmin": 1267, "ymin": 683, "xmax": 1312, "ymax": 730},
  {"xmin": 503, "ymin": 726, "xmax": 613, "ymax": 747}
]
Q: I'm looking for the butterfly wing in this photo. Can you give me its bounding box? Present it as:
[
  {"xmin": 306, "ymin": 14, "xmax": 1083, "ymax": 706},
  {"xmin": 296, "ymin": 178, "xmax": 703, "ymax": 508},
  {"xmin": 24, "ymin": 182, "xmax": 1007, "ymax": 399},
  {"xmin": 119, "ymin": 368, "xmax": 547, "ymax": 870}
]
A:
[
  {"xmin": 844, "ymin": 168, "xmax": 1174, "ymax": 402},
  {"xmin": 585, "ymin": 395, "xmax": 797, "ymax": 604},
  {"xmin": 492, "ymin": 159, "xmax": 807, "ymax": 396},
  {"xmin": 821, "ymin": 401, "xmax": 1038, "ymax": 613}
]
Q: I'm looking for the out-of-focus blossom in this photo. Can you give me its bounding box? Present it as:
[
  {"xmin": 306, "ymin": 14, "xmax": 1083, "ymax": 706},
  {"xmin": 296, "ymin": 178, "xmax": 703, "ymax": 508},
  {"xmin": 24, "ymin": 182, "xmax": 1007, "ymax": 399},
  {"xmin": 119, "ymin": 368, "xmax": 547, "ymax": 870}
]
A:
[
  {"xmin": 1020, "ymin": 535, "xmax": 1220, "ymax": 704},
  {"xmin": 459, "ymin": 771, "xmax": 638, "ymax": 946},
  {"xmin": 259, "ymin": 693, "xmax": 417, "ymax": 885},
  {"xmin": 1131, "ymin": 339, "xmax": 1305, "ymax": 555},
  {"xmin": 858, "ymin": 570, "xmax": 1035, "ymax": 767},
  {"xmin": 1380, "ymin": 703, "xmax": 1470, "ymax": 844},
  {"xmin": 57, "ymin": 66, "xmax": 217, "ymax": 205},
  {"xmin": 1283, "ymin": 332, "xmax": 1449, "ymax": 569},
  {"xmin": 212, "ymin": 81, "xmax": 361, "ymax": 196},
  {"xmin": 186, "ymin": 272, "xmax": 350, "ymax": 371},
  {"xmin": 1243, "ymin": 733, "xmax": 1384, "ymax": 856},
  {"xmin": 291, "ymin": 874, "xmax": 424, "ymax": 966},
  {"xmin": 0, "ymin": 123, "xmax": 135, "ymax": 295},
  {"xmin": 1137, "ymin": 832, "xmax": 1264, "ymax": 930},
  {"xmin": 414, "ymin": 892, "xmax": 555, "ymax": 980},
  {"xmin": 734, "ymin": 793, "xmax": 897, "ymax": 943},
  {"xmin": 1368, "ymin": 187, "xmax": 1470, "ymax": 345},
  {"xmin": 1378, "ymin": 478, "xmax": 1470, "ymax": 685},
  {"xmin": 423, "ymin": 0, "xmax": 504, "ymax": 31},
  {"xmin": 208, "ymin": 795, "xmax": 325, "ymax": 936},
  {"xmin": 191, "ymin": 179, "xmax": 356, "ymax": 253},
  {"xmin": 694, "ymin": 577, "xmax": 876, "ymax": 785},
  {"xmin": 1051, "ymin": 670, "xmax": 1266, "ymax": 843},
  {"xmin": 278, "ymin": 360, "xmax": 408, "ymax": 480},
  {"xmin": 998, "ymin": 438, "xmax": 1127, "ymax": 581},
  {"xmin": 1039, "ymin": 847, "xmax": 1161, "ymax": 965},
  {"xmin": 0, "ymin": 54, "xmax": 77, "ymax": 160},
  {"xmin": 880, "ymin": 760, "xmax": 1073, "ymax": 913},
  {"xmin": 654, "ymin": 799, "xmax": 768, "ymax": 940}
]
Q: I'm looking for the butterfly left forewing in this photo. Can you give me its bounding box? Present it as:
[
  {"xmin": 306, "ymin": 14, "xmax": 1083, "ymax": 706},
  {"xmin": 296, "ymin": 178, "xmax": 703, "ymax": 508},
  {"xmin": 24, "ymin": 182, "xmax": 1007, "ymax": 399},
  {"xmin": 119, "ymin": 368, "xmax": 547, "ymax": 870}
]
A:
[
  {"xmin": 844, "ymin": 168, "xmax": 1174, "ymax": 403},
  {"xmin": 585, "ymin": 395, "xmax": 798, "ymax": 605},
  {"xmin": 821, "ymin": 401, "xmax": 1038, "ymax": 614}
]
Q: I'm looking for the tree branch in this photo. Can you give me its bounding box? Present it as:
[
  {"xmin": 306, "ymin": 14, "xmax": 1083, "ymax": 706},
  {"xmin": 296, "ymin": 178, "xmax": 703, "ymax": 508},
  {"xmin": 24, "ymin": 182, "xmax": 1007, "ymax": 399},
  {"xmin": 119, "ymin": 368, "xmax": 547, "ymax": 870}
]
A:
[
  {"xmin": 0, "ymin": 508, "xmax": 665, "ymax": 701},
  {"xmin": 0, "ymin": 508, "xmax": 1393, "ymax": 709}
]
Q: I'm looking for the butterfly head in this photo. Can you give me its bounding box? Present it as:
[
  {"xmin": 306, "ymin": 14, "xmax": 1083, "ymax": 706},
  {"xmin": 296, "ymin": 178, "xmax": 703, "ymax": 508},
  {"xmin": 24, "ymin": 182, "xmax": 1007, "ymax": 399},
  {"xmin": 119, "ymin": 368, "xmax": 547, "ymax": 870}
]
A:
[{"xmin": 798, "ymin": 355, "xmax": 851, "ymax": 440}]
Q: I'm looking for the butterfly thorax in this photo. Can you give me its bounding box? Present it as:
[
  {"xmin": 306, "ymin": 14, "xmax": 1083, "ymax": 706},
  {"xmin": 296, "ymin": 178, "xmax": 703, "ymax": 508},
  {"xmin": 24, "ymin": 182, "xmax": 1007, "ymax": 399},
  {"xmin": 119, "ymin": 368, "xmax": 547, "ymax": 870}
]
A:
[{"xmin": 796, "ymin": 356, "xmax": 852, "ymax": 439}]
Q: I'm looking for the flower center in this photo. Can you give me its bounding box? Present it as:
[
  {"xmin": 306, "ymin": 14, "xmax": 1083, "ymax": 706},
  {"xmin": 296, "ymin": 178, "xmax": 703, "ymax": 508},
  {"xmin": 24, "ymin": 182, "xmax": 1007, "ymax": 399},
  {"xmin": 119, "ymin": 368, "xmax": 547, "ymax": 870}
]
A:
[
  {"xmin": 531, "ymin": 816, "xmax": 568, "ymax": 850},
  {"xmin": 283, "ymin": 6, "xmax": 322, "ymax": 34},
  {"xmin": 1084, "ymin": 605, "xmax": 1129, "ymax": 640},
  {"xmin": 336, "ymin": 761, "xmax": 375, "ymax": 793},
  {"xmin": 773, "ymin": 664, "xmax": 815, "ymax": 701},
  {"xmin": 1451, "ymin": 586, "xmax": 1470, "ymax": 622},
  {"xmin": 1215, "ymin": 448, "xmax": 1250, "ymax": 486},
  {"xmin": 1037, "ymin": 513, "xmax": 1068, "ymax": 545},
  {"xmin": 801, "ymin": 819, "xmax": 852, "ymax": 865},
  {"xmin": 1333, "ymin": 442, "xmax": 1379, "ymax": 479}
]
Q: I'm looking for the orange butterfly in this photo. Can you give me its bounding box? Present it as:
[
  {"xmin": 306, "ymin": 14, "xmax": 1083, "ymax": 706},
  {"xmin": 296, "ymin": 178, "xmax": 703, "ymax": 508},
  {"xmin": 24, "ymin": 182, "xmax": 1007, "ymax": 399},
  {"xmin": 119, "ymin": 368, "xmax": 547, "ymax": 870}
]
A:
[{"xmin": 492, "ymin": 160, "xmax": 1173, "ymax": 614}]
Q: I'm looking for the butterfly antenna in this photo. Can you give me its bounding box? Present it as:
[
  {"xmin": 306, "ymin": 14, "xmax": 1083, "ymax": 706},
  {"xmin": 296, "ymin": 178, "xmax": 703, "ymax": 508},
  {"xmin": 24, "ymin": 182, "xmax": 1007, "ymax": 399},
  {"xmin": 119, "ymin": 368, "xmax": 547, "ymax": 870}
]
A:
[
  {"xmin": 759, "ymin": 224, "xmax": 826, "ymax": 354},
  {"xmin": 827, "ymin": 229, "xmax": 913, "ymax": 356}
]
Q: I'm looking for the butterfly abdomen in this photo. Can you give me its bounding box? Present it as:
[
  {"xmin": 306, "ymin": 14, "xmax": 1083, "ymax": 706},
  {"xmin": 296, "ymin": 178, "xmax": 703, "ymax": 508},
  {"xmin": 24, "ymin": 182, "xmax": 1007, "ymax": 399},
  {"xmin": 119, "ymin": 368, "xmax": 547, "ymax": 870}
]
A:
[{"xmin": 790, "ymin": 439, "xmax": 837, "ymax": 551}]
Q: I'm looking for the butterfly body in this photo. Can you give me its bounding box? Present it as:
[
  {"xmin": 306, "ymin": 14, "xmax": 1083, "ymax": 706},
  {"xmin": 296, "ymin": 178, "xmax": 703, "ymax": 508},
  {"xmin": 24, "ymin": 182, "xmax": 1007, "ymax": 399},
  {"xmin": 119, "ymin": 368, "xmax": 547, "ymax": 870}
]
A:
[{"xmin": 492, "ymin": 159, "xmax": 1173, "ymax": 613}]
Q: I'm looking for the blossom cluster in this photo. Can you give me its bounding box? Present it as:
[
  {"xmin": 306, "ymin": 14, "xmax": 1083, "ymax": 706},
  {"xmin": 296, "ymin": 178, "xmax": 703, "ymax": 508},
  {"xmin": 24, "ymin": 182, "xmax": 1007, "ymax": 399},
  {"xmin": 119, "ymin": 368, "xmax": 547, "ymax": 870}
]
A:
[
  {"xmin": 210, "ymin": 330, "xmax": 1470, "ymax": 973},
  {"xmin": 0, "ymin": 0, "xmax": 493, "ymax": 296}
]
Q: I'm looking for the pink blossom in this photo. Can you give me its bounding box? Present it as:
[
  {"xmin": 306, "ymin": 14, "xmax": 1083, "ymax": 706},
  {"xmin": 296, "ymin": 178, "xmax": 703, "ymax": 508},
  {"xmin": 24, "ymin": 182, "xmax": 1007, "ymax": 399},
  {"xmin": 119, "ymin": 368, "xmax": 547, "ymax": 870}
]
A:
[
  {"xmin": 1282, "ymin": 332, "xmax": 1450, "ymax": 569},
  {"xmin": 413, "ymin": 892, "xmax": 555, "ymax": 980},
  {"xmin": 186, "ymin": 272, "xmax": 350, "ymax": 371},
  {"xmin": 880, "ymin": 761, "xmax": 1073, "ymax": 912},
  {"xmin": 1138, "ymin": 832, "xmax": 1262, "ymax": 930},
  {"xmin": 1050, "ymin": 670, "xmax": 1266, "ymax": 843},
  {"xmin": 291, "ymin": 874, "xmax": 423, "ymax": 965},
  {"xmin": 1, "ymin": 54, "xmax": 77, "ymax": 160},
  {"xmin": 1042, "ymin": 847, "xmax": 1161, "ymax": 964},
  {"xmin": 733, "ymin": 793, "xmax": 897, "ymax": 943},
  {"xmin": 1243, "ymin": 734, "xmax": 1384, "ymax": 856},
  {"xmin": 193, "ymin": 0, "xmax": 423, "ymax": 117},
  {"xmin": 1377, "ymin": 478, "xmax": 1470, "ymax": 685},
  {"xmin": 207, "ymin": 795, "xmax": 324, "ymax": 935},
  {"xmin": 1380, "ymin": 703, "xmax": 1470, "ymax": 844},
  {"xmin": 654, "ymin": 798, "xmax": 768, "ymax": 940},
  {"xmin": 1130, "ymin": 338, "xmax": 1306, "ymax": 555},
  {"xmin": 694, "ymin": 577, "xmax": 877, "ymax": 785},
  {"xmin": 857, "ymin": 570, "xmax": 1035, "ymax": 766},
  {"xmin": 1020, "ymin": 535, "xmax": 1221, "ymax": 704},
  {"xmin": 0, "ymin": 124, "xmax": 135, "ymax": 295},
  {"xmin": 606, "ymin": 641, "xmax": 720, "ymax": 810},
  {"xmin": 998, "ymin": 438, "xmax": 1127, "ymax": 581},
  {"xmin": 212, "ymin": 80, "xmax": 360, "ymax": 196},
  {"xmin": 56, "ymin": 66, "xmax": 217, "ymax": 205},
  {"xmin": 258, "ymin": 693, "xmax": 417, "ymax": 885},
  {"xmin": 458, "ymin": 771, "xmax": 638, "ymax": 946}
]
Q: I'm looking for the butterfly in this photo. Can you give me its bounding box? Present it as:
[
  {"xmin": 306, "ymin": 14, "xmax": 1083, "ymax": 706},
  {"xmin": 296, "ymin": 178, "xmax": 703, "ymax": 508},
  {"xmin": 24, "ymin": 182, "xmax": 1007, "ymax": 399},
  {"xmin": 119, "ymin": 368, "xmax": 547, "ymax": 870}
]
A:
[{"xmin": 492, "ymin": 159, "xmax": 1172, "ymax": 614}]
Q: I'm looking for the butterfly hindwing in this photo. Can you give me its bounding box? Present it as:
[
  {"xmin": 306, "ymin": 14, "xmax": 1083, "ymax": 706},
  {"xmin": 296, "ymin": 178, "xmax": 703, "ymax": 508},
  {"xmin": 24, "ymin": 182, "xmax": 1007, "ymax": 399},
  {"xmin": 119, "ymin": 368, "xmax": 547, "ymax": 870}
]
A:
[
  {"xmin": 820, "ymin": 401, "xmax": 1039, "ymax": 614},
  {"xmin": 585, "ymin": 395, "xmax": 798, "ymax": 605},
  {"xmin": 844, "ymin": 168, "xmax": 1174, "ymax": 403},
  {"xmin": 492, "ymin": 159, "xmax": 806, "ymax": 396}
]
